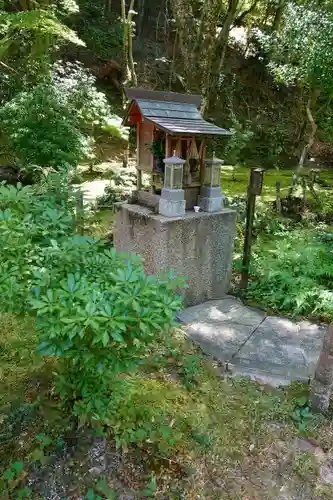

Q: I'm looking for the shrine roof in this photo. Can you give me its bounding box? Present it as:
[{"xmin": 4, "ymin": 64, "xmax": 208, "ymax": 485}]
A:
[{"xmin": 123, "ymin": 88, "xmax": 231, "ymax": 137}]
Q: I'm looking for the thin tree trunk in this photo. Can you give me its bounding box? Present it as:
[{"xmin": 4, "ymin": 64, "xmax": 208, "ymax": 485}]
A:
[
  {"xmin": 137, "ymin": 0, "xmax": 145, "ymax": 38},
  {"xmin": 276, "ymin": 180, "xmax": 282, "ymax": 213},
  {"xmin": 194, "ymin": 0, "xmax": 210, "ymax": 56},
  {"xmin": 201, "ymin": 0, "xmax": 239, "ymax": 114},
  {"xmin": 128, "ymin": 0, "xmax": 137, "ymax": 86},
  {"xmin": 170, "ymin": 0, "xmax": 197, "ymax": 88},
  {"xmin": 217, "ymin": 0, "xmax": 239, "ymax": 72},
  {"xmin": 121, "ymin": 0, "xmax": 137, "ymax": 86},
  {"xmin": 311, "ymin": 321, "xmax": 333, "ymax": 412},
  {"xmin": 104, "ymin": 0, "xmax": 112, "ymax": 17},
  {"xmin": 120, "ymin": 0, "xmax": 130, "ymax": 83},
  {"xmin": 296, "ymin": 88, "xmax": 320, "ymax": 175},
  {"xmin": 272, "ymin": 0, "xmax": 285, "ymax": 32},
  {"xmin": 169, "ymin": 29, "xmax": 178, "ymax": 90},
  {"xmin": 297, "ymin": 119, "xmax": 307, "ymax": 145}
]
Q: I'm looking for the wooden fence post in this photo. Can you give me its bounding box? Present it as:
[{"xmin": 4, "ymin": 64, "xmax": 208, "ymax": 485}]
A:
[
  {"xmin": 240, "ymin": 168, "xmax": 264, "ymax": 289},
  {"xmin": 276, "ymin": 180, "xmax": 282, "ymax": 214},
  {"xmin": 76, "ymin": 190, "xmax": 84, "ymax": 235}
]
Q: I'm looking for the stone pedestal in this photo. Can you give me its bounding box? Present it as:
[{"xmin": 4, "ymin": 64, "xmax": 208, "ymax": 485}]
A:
[
  {"xmin": 159, "ymin": 188, "xmax": 185, "ymax": 217},
  {"xmin": 114, "ymin": 204, "xmax": 237, "ymax": 306},
  {"xmin": 198, "ymin": 186, "xmax": 224, "ymax": 212}
]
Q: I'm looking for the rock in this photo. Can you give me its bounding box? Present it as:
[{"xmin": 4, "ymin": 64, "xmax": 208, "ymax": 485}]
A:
[
  {"xmin": 0, "ymin": 165, "xmax": 34, "ymax": 186},
  {"xmin": 320, "ymin": 460, "xmax": 333, "ymax": 485},
  {"xmin": 88, "ymin": 436, "xmax": 107, "ymax": 474},
  {"xmin": 292, "ymin": 437, "xmax": 326, "ymax": 461},
  {"xmin": 0, "ymin": 166, "xmax": 20, "ymax": 185}
]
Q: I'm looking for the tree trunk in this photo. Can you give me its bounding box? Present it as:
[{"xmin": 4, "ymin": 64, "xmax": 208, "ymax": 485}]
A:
[
  {"xmin": 169, "ymin": 29, "xmax": 178, "ymax": 90},
  {"xmin": 297, "ymin": 119, "xmax": 307, "ymax": 145},
  {"xmin": 296, "ymin": 87, "xmax": 320, "ymax": 175},
  {"xmin": 199, "ymin": 0, "xmax": 221, "ymax": 114},
  {"xmin": 201, "ymin": 0, "xmax": 240, "ymax": 114},
  {"xmin": 272, "ymin": 0, "xmax": 285, "ymax": 32},
  {"xmin": 136, "ymin": 0, "xmax": 145, "ymax": 38},
  {"xmin": 311, "ymin": 321, "xmax": 333, "ymax": 412},
  {"xmin": 234, "ymin": 0, "xmax": 258, "ymax": 27},
  {"xmin": 170, "ymin": 0, "xmax": 200, "ymax": 90},
  {"xmin": 276, "ymin": 180, "xmax": 282, "ymax": 213},
  {"xmin": 120, "ymin": 0, "xmax": 130, "ymax": 83},
  {"xmin": 104, "ymin": 0, "xmax": 112, "ymax": 17},
  {"xmin": 121, "ymin": 0, "xmax": 137, "ymax": 86},
  {"xmin": 127, "ymin": 0, "xmax": 137, "ymax": 86}
]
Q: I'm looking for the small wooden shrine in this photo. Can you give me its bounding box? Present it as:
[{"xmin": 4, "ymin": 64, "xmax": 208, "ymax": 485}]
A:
[
  {"xmin": 115, "ymin": 88, "xmax": 236, "ymax": 305},
  {"xmin": 123, "ymin": 88, "xmax": 231, "ymax": 214}
]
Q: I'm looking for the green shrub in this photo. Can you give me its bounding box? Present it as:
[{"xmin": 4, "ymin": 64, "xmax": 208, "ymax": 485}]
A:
[
  {"xmin": 226, "ymin": 195, "xmax": 299, "ymax": 255},
  {"xmin": 0, "ymin": 62, "xmax": 127, "ymax": 179},
  {"xmin": 306, "ymin": 191, "xmax": 333, "ymax": 223},
  {"xmin": 51, "ymin": 62, "xmax": 127, "ymax": 140},
  {"xmin": 0, "ymin": 181, "xmax": 77, "ymax": 312},
  {"xmin": 0, "ymin": 180, "xmax": 184, "ymax": 428},
  {"xmin": 101, "ymin": 376, "xmax": 190, "ymax": 454},
  {"xmin": 224, "ymin": 117, "xmax": 254, "ymax": 170},
  {"xmin": 0, "ymin": 83, "xmax": 90, "ymax": 176},
  {"xmin": 29, "ymin": 241, "xmax": 183, "ymax": 425},
  {"xmin": 0, "ymin": 181, "xmax": 184, "ymax": 444},
  {"xmin": 97, "ymin": 165, "xmax": 137, "ymax": 207}
]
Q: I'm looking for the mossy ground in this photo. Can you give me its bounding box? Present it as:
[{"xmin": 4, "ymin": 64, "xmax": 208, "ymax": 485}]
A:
[{"xmin": 1, "ymin": 313, "xmax": 333, "ymax": 498}]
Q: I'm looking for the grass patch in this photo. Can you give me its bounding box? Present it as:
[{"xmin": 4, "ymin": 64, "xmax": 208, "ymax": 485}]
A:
[
  {"xmin": 292, "ymin": 451, "xmax": 320, "ymax": 481},
  {"xmin": 222, "ymin": 165, "xmax": 333, "ymax": 199},
  {"xmin": 0, "ymin": 314, "xmax": 44, "ymax": 406},
  {"xmin": 85, "ymin": 208, "xmax": 113, "ymax": 239}
]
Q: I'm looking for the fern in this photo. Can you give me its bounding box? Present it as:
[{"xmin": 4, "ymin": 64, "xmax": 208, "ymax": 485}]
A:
[{"xmin": 246, "ymin": 230, "xmax": 333, "ymax": 319}]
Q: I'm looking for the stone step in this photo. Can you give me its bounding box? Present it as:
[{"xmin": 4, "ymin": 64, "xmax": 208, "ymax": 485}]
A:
[
  {"xmin": 227, "ymin": 359, "xmax": 312, "ymax": 388},
  {"xmin": 178, "ymin": 296, "xmax": 327, "ymax": 388}
]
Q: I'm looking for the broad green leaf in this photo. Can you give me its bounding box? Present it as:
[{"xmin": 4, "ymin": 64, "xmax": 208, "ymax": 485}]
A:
[
  {"xmin": 85, "ymin": 489, "xmax": 96, "ymax": 500},
  {"xmin": 102, "ymin": 332, "xmax": 109, "ymax": 346},
  {"xmin": 67, "ymin": 273, "xmax": 76, "ymax": 292},
  {"xmin": 111, "ymin": 331, "xmax": 124, "ymax": 343}
]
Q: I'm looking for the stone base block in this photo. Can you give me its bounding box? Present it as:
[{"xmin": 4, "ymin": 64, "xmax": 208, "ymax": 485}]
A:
[
  {"xmin": 136, "ymin": 190, "xmax": 160, "ymax": 210},
  {"xmin": 159, "ymin": 198, "xmax": 185, "ymax": 217},
  {"xmin": 200, "ymin": 186, "xmax": 222, "ymax": 198},
  {"xmin": 114, "ymin": 204, "xmax": 237, "ymax": 306},
  {"xmin": 198, "ymin": 195, "xmax": 224, "ymax": 212},
  {"xmin": 199, "ymin": 186, "xmax": 224, "ymax": 212},
  {"xmin": 161, "ymin": 188, "xmax": 184, "ymax": 201}
]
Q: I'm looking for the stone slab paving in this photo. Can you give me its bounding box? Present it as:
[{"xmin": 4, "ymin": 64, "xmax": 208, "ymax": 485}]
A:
[{"xmin": 177, "ymin": 296, "xmax": 328, "ymax": 386}]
